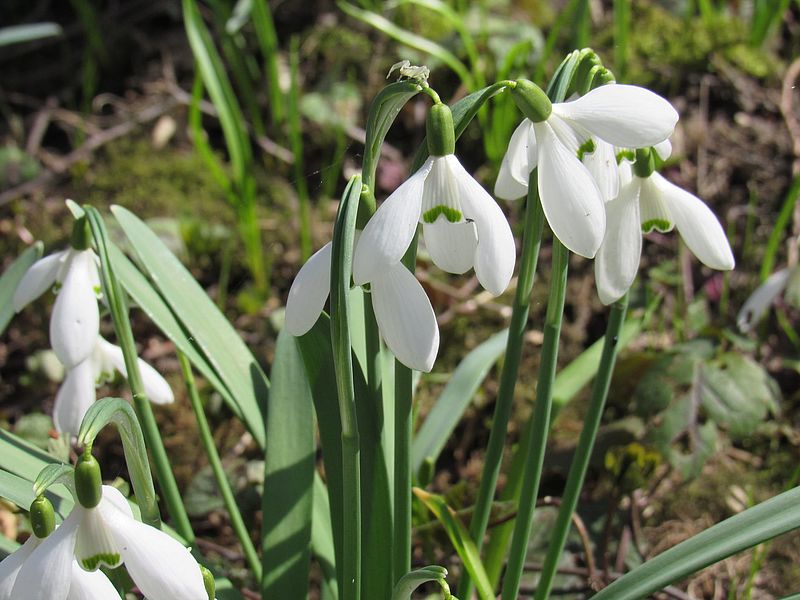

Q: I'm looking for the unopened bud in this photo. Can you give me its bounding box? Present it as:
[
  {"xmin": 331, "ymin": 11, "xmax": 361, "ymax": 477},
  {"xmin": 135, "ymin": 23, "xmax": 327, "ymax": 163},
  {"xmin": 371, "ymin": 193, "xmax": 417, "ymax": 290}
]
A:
[
  {"xmin": 70, "ymin": 216, "xmax": 92, "ymax": 251},
  {"xmin": 511, "ymin": 80, "xmax": 552, "ymax": 123},
  {"xmin": 426, "ymin": 104, "xmax": 455, "ymax": 157},
  {"xmin": 201, "ymin": 565, "xmax": 216, "ymax": 600},
  {"xmin": 633, "ymin": 148, "xmax": 656, "ymax": 178},
  {"xmin": 75, "ymin": 452, "xmax": 103, "ymax": 508},
  {"xmin": 30, "ymin": 495, "xmax": 55, "ymax": 539}
]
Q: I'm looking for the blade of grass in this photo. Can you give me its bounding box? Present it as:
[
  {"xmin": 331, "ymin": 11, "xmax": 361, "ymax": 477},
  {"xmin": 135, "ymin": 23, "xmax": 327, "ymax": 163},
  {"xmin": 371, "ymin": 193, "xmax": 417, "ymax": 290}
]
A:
[{"xmin": 288, "ymin": 35, "xmax": 312, "ymax": 260}]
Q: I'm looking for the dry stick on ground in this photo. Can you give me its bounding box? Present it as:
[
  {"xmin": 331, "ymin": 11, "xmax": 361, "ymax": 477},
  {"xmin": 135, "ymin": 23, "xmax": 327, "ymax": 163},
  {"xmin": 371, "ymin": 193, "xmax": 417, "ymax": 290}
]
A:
[{"xmin": 780, "ymin": 57, "xmax": 800, "ymax": 175}]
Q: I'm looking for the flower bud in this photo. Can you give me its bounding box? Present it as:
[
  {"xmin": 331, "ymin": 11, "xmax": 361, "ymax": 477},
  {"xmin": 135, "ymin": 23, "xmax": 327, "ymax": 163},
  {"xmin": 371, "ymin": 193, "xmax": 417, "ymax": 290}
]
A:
[
  {"xmin": 30, "ymin": 495, "xmax": 55, "ymax": 539},
  {"xmin": 426, "ymin": 103, "xmax": 455, "ymax": 157},
  {"xmin": 201, "ymin": 565, "xmax": 216, "ymax": 600},
  {"xmin": 75, "ymin": 452, "xmax": 103, "ymax": 508},
  {"xmin": 633, "ymin": 147, "xmax": 656, "ymax": 178},
  {"xmin": 511, "ymin": 79, "xmax": 552, "ymax": 123},
  {"xmin": 70, "ymin": 216, "xmax": 92, "ymax": 251}
]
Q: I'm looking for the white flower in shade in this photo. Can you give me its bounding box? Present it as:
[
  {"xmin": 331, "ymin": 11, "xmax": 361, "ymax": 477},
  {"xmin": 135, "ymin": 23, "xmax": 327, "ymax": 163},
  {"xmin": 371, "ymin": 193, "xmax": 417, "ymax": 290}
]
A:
[
  {"xmin": 355, "ymin": 154, "xmax": 516, "ymax": 298},
  {"xmin": 495, "ymin": 83, "xmax": 679, "ymax": 258},
  {"xmin": 54, "ymin": 335, "xmax": 175, "ymax": 434},
  {"xmin": 13, "ymin": 248, "xmax": 101, "ymax": 369},
  {"xmin": 737, "ymin": 267, "xmax": 799, "ymax": 332},
  {"xmin": 285, "ymin": 237, "xmax": 440, "ymax": 372},
  {"xmin": 594, "ymin": 160, "xmax": 735, "ymax": 305},
  {"xmin": 11, "ymin": 486, "xmax": 207, "ymax": 600},
  {"xmin": 0, "ymin": 531, "xmax": 118, "ymax": 600}
]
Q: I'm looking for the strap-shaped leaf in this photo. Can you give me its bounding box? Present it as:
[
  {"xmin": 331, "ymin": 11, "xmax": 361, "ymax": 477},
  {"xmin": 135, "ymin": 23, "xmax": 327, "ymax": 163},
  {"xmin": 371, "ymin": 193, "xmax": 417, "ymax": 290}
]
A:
[
  {"xmin": 312, "ymin": 473, "xmax": 339, "ymax": 600},
  {"xmin": 111, "ymin": 205, "xmax": 268, "ymax": 448},
  {"xmin": 592, "ymin": 485, "xmax": 800, "ymax": 600},
  {"xmin": 0, "ymin": 242, "xmax": 43, "ymax": 335},
  {"xmin": 261, "ymin": 329, "xmax": 315, "ymax": 598},
  {"xmin": 0, "ymin": 468, "xmax": 72, "ymax": 520}
]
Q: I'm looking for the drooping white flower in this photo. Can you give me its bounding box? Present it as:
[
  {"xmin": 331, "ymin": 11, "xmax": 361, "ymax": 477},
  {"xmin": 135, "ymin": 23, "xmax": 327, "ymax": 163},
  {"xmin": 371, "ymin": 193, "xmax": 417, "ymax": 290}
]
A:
[
  {"xmin": 285, "ymin": 237, "xmax": 439, "ymax": 372},
  {"xmin": 54, "ymin": 335, "xmax": 175, "ymax": 434},
  {"xmin": 12, "ymin": 486, "xmax": 207, "ymax": 600},
  {"xmin": 594, "ymin": 160, "xmax": 735, "ymax": 305},
  {"xmin": 495, "ymin": 83, "xmax": 679, "ymax": 258},
  {"xmin": 737, "ymin": 267, "xmax": 799, "ymax": 332},
  {"xmin": 14, "ymin": 248, "xmax": 101, "ymax": 369},
  {"xmin": 354, "ymin": 155, "xmax": 516, "ymax": 296}
]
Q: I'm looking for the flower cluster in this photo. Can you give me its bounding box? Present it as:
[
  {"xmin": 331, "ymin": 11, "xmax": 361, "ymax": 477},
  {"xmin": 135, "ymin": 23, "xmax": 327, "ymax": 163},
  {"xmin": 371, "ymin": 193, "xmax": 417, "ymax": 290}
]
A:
[{"xmin": 13, "ymin": 213, "xmax": 174, "ymax": 434}]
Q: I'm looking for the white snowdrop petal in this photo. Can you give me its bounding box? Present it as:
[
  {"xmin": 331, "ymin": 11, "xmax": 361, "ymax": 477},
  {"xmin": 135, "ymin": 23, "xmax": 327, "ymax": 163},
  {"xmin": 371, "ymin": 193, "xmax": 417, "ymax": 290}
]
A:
[
  {"xmin": 595, "ymin": 181, "xmax": 643, "ymax": 305},
  {"xmin": 353, "ymin": 158, "xmax": 434, "ymax": 285},
  {"xmin": 495, "ymin": 120, "xmax": 537, "ymax": 200},
  {"xmin": 99, "ymin": 338, "xmax": 174, "ymax": 405},
  {"xmin": 12, "ymin": 507, "xmax": 82, "ymax": 600},
  {"xmin": 737, "ymin": 269, "xmax": 791, "ymax": 333},
  {"xmin": 583, "ymin": 139, "xmax": 620, "ymax": 202},
  {"xmin": 50, "ymin": 251, "xmax": 100, "ymax": 369},
  {"xmin": 0, "ymin": 535, "xmax": 40, "ymax": 600},
  {"xmin": 535, "ymin": 122, "xmax": 606, "ymax": 258},
  {"xmin": 651, "ymin": 173, "xmax": 735, "ymax": 270},
  {"xmin": 371, "ymin": 264, "xmax": 439, "ymax": 372},
  {"xmin": 285, "ymin": 242, "xmax": 333, "ymax": 336},
  {"xmin": 448, "ymin": 156, "xmax": 516, "ymax": 295},
  {"xmin": 98, "ymin": 485, "xmax": 134, "ymax": 519},
  {"xmin": 53, "ymin": 358, "xmax": 96, "ymax": 435},
  {"xmin": 638, "ymin": 176, "xmax": 674, "ymax": 233},
  {"xmin": 102, "ymin": 503, "xmax": 206, "ymax": 600},
  {"xmin": 553, "ymin": 84, "xmax": 679, "ymax": 148},
  {"xmin": 74, "ymin": 508, "xmax": 122, "ymax": 571},
  {"xmin": 653, "ymin": 138, "xmax": 672, "ymax": 160},
  {"xmin": 12, "ymin": 251, "xmax": 66, "ymax": 312},
  {"xmin": 422, "ymin": 220, "xmax": 477, "ymax": 275},
  {"xmin": 67, "ymin": 561, "xmax": 119, "ymax": 600}
]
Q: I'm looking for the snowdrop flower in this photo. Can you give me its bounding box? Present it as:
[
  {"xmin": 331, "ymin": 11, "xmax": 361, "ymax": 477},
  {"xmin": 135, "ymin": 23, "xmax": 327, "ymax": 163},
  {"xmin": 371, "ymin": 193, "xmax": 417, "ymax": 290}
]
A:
[
  {"xmin": 737, "ymin": 267, "xmax": 799, "ymax": 332},
  {"xmin": 594, "ymin": 149, "xmax": 735, "ymax": 305},
  {"xmin": 355, "ymin": 104, "xmax": 516, "ymax": 297},
  {"xmin": 0, "ymin": 496, "xmax": 118, "ymax": 600},
  {"xmin": 54, "ymin": 335, "xmax": 175, "ymax": 434},
  {"xmin": 285, "ymin": 236, "xmax": 439, "ymax": 372},
  {"xmin": 495, "ymin": 81, "xmax": 679, "ymax": 258},
  {"xmin": 14, "ymin": 236, "xmax": 101, "ymax": 369},
  {"xmin": 12, "ymin": 455, "xmax": 207, "ymax": 600}
]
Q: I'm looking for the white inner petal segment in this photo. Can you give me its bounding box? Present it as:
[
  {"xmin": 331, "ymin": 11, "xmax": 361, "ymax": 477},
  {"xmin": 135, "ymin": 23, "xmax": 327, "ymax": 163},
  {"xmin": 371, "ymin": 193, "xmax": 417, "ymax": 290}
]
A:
[
  {"xmin": 371, "ymin": 263, "xmax": 439, "ymax": 372},
  {"xmin": 74, "ymin": 508, "xmax": 122, "ymax": 571},
  {"xmin": 423, "ymin": 219, "xmax": 477, "ymax": 274},
  {"xmin": 420, "ymin": 156, "xmax": 464, "ymax": 225},
  {"xmin": 638, "ymin": 176, "xmax": 674, "ymax": 233},
  {"xmin": 494, "ymin": 119, "xmax": 537, "ymax": 201}
]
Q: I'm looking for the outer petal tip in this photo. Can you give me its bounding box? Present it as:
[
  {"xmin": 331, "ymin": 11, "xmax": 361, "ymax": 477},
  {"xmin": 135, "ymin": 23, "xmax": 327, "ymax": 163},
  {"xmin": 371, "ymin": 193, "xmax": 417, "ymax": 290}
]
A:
[{"xmin": 285, "ymin": 243, "xmax": 333, "ymax": 336}]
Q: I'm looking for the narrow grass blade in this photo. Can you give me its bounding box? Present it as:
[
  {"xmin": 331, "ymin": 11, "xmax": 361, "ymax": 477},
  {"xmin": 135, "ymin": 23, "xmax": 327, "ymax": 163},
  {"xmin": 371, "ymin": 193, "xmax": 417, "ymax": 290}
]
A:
[
  {"xmin": 338, "ymin": 1, "xmax": 473, "ymax": 89},
  {"xmin": 592, "ymin": 485, "xmax": 800, "ymax": 600},
  {"xmin": 412, "ymin": 329, "xmax": 508, "ymax": 480},
  {"xmin": 261, "ymin": 329, "xmax": 315, "ymax": 597},
  {"xmin": 0, "ymin": 242, "xmax": 42, "ymax": 335},
  {"xmin": 111, "ymin": 205, "xmax": 269, "ymax": 448},
  {"xmin": 251, "ymin": 0, "xmax": 285, "ymax": 126},
  {"xmin": 0, "ymin": 23, "xmax": 62, "ymax": 47},
  {"xmin": 288, "ymin": 35, "xmax": 312, "ymax": 260},
  {"xmin": 761, "ymin": 175, "xmax": 800, "ymax": 281},
  {"xmin": 413, "ymin": 488, "xmax": 494, "ymax": 600}
]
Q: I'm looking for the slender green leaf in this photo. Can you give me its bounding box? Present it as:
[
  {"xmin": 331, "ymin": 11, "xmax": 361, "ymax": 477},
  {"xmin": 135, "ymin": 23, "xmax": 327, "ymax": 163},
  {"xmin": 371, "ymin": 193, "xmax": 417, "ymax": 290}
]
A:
[
  {"xmin": 312, "ymin": 473, "xmax": 339, "ymax": 600},
  {"xmin": 0, "ymin": 23, "xmax": 62, "ymax": 47},
  {"xmin": 0, "ymin": 242, "xmax": 43, "ymax": 335},
  {"xmin": 111, "ymin": 205, "xmax": 268, "ymax": 447},
  {"xmin": 413, "ymin": 488, "xmax": 493, "ymax": 600},
  {"xmin": 0, "ymin": 468, "xmax": 72, "ymax": 520},
  {"xmin": 32, "ymin": 464, "xmax": 73, "ymax": 497},
  {"xmin": 251, "ymin": 0, "xmax": 285, "ymax": 126},
  {"xmin": 592, "ymin": 486, "xmax": 800, "ymax": 600},
  {"xmin": 338, "ymin": 2, "xmax": 473, "ymax": 88},
  {"xmin": 261, "ymin": 329, "xmax": 315, "ymax": 597},
  {"xmin": 761, "ymin": 175, "xmax": 800, "ymax": 281},
  {"xmin": 412, "ymin": 329, "xmax": 508, "ymax": 479}
]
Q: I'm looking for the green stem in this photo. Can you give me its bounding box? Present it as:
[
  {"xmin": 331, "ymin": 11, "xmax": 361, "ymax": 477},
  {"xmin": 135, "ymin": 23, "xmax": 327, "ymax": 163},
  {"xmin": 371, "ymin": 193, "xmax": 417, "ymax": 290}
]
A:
[
  {"xmin": 84, "ymin": 206, "xmax": 194, "ymax": 542},
  {"xmin": 459, "ymin": 175, "xmax": 545, "ymax": 598},
  {"xmin": 501, "ymin": 238, "xmax": 570, "ymax": 600},
  {"xmin": 534, "ymin": 294, "xmax": 629, "ymax": 600},
  {"xmin": 177, "ymin": 351, "xmax": 263, "ymax": 583}
]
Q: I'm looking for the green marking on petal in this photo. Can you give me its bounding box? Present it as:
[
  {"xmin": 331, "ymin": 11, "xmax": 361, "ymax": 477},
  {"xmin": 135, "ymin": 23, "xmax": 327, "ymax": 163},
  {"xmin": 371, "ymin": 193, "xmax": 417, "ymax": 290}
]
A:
[
  {"xmin": 423, "ymin": 205, "xmax": 462, "ymax": 224},
  {"xmin": 577, "ymin": 139, "xmax": 596, "ymax": 161},
  {"xmin": 616, "ymin": 149, "xmax": 635, "ymax": 164},
  {"xmin": 642, "ymin": 219, "xmax": 672, "ymax": 233},
  {"xmin": 93, "ymin": 285, "xmax": 102, "ymax": 296},
  {"xmin": 81, "ymin": 552, "xmax": 122, "ymax": 571}
]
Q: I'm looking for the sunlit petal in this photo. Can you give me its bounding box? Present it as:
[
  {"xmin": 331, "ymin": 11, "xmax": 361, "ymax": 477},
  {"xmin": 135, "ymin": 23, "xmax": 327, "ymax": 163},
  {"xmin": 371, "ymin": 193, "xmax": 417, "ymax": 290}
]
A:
[
  {"xmin": 653, "ymin": 138, "xmax": 672, "ymax": 160},
  {"xmin": 67, "ymin": 562, "xmax": 119, "ymax": 600},
  {"xmin": 553, "ymin": 84, "xmax": 679, "ymax": 148},
  {"xmin": 50, "ymin": 251, "xmax": 100, "ymax": 369},
  {"xmin": 0, "ymin": 536, "xmax": 40, "ymax": 600},
  {"xmin": 651, "ymin": 173, "xmax": 735, "ymax": 270},
  {"xmin": 12, "ymin": 507, "xmax": 82, "ymax": 600},
  {"xmin": 583, "ymin": 139, "xmax": 620, "ymax": 202},
  {"xmin": 595, "ymin": 181, "xmax": 643, "ymax": 305},
  {"xmin": 638, "ymin": 176, "xmax": 674, "ymax": 233},
  {"xmin": 736, "ymin": 268, "xmax": 791, "ymax": 332},
  {"xmin": 535, "ymin": 121, "xmax": 606, "ymax": 258},
  {"xmin": 371, "ymin": 263, "xmax": 439, "ymax": 372},
  {"xmin": 97, "ymin": 338, "xmax": 174, "ymax": 405},
  {"xmin": 422, "ymin": 220, "xmax": 477, "ymax": 274},
  {"xmin": 74, "ymin": 506, "xmax": 122, "ymax": 571},
  {"xmin": 53, "ymin": 359, "xmax": 96, "ymax": 435},
  {"xmin": 495, "ymin": 120, "xmax": 537, "ymax": 200},
  {"xmin": 12, "ymin": 251, "xmax": 67, "ymax": 312},
  {"xmin": 353, "ymin": 158, "xmax": 434, "ymax": 285},
  {"xmin": 449, "ymin": 156, "xmax": 516, "ymax": 294},
  {"xmin": 285, "ymin": 242, "xmax": 332, "ymax": 336}
]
